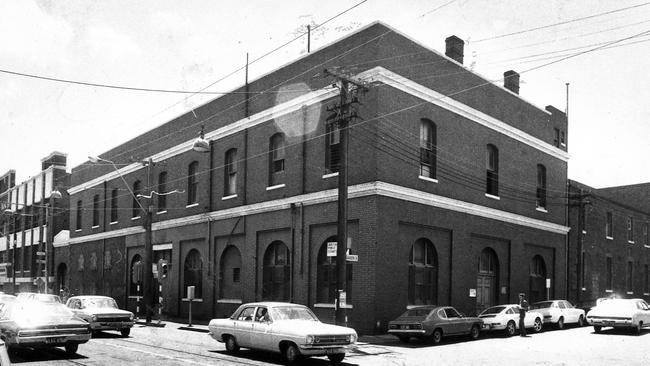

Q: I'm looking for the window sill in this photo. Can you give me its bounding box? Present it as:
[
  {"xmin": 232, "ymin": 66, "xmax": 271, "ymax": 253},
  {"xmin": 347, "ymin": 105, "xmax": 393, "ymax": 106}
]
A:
[
  {"xmin": 645, "ymin": 245, "xmax": 650, "ymax": 249},
  {"xmin": 222, "ymin": 194, "xmax": 237, "ymax": 201},
  {"xmin": 186, "ymin": 203, "xmax": 199, "ymax": 208},
  {"xmin": 605, "ymin": 289, "xmax": 613, "ymax": 293},
  {"xmin": 581, "ymin": 287, "xmax": 586, "ymax": 291},
  {"xmin": 314, "ymin": 303, "xmax": 353, "ymax": 309},
  {"xmin": 110, "ymin": 221, "xmax": 118, "ymax": 225},
  {"xmin": 485, "ymin": 193, "xmax": 500, "ymax": 200},
  {"xmin": 156, "ymin": 210, "xmax": 167, "ymax": 215},
  {"xmin": 92, "ymin": 225, "xmax": 99, "ymax": 229},
  {"xmin": 181, "ymin": 298, "xmax": 203, "ymax": 302},
  {"xmin": 418, "ymin": 175, "xmax": 438, "ymax": 184},
  {"xmin": 536, "ymin": 207, "xmax": 548, "ymax": 213},
  {"xmin": 322, "ymin": 172, "xmax": 339, "ymax": 179},
  {"xmin": 627, "ymin": 291, "xmax": 634, "ymax": 295},
  {"xmin": 75, "ymin": 229, "xmax": 82, "ymax": 233},
  {"xmin": 217, "ymin": 299, "xmax": 243, "ymax": 304},
  {"xmin": 131, "ymin": 216, "xmax": 141, "ymax": 221},
  {"xmin": 644, "ymin": 293, "xmax": 650, "ymax": 296},
  {"xmin": 627, "ymin": 241, "xmax": 635, "ymax": 245},
  {"xmin": 266, "ymin": 184, "xmax": 285, "ymax": 191},
  {"xmin": 606, "ymin": 236, "xmax": 613, "ymax": 241}
]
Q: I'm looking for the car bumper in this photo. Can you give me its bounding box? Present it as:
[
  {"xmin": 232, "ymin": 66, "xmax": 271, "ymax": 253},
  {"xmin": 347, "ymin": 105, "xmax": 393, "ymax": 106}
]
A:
[
  {"xmin": 387, "ymin": 329, "xmax": 427, "ymax": 336},
  {"xmin": 11, "ymin": 333, "xmax": 91, "ymax": 347},
  {"xmin": 481, "ymin": 323, "xmax": 506, "ymax": 331},
  {"xmin": 588, "ymin": 318, "xmax": 633, "ymax": 327},
  {"xmin": 298, "ymin": 344, "xmax": 354, "ymax": 356},
  {"xmin": 89, "ymin": 321, "xmax": 134, "ymax": 331}
]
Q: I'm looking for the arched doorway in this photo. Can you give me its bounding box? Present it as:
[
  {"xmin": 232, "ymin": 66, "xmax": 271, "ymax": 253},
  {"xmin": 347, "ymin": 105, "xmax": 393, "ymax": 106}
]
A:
[
  {"xmin": 56, "ymin": 263, "xmax": 68, "ymax": 293},
  {"xmin": 262, "ymin": 241, "xmax": 290, "ymax": 301},
  {"xmin": 219, "ymin": 245, "xmax": 242, "ymax": 300},
  {"xmin": 529, "ymin": 255, "xmax": 547, "ymax": 303},
  {"xmin": 408, "ymin": 238, "xmax": 438, "ymax": 305},
  {"xmin": 477, "ymin": 248, "xmax": 499, "ymax": 314}
]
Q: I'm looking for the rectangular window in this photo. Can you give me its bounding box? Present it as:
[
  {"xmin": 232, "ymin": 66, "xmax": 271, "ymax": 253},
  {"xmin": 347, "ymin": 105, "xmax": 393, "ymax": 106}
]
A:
[
  {"xmin": 626, "ymin": 261, "xmax": 633, "ymax": 293},
  {"xmin": 628, "ymin": 216, "xmax": 634, "ymax": 242},
  {"xmin": 419, "ymin": 119, "xmax": 436, "ymax": 179},
  {"xmin": 580, "ymin": 251, "xmax": 586, "ymax": 290},
  {"xmin": 92, "ymin": 195, "xmax": 99, "ymax": 227},
  {"xmin": 644, "ymin": 264, "xmax": 649, "ymax": 294},
  {"xmin": 606, "ymin": 212, "xmax": 613, "ymax": 238},
  {"xmin": 110, "ymin": 189, "xmax": 118, "ymax": 222},
  {"xmin": 643, "ymin": 223, "xmax": 649, "ymax": 246},
  {"xmin": 187, "ymin": 162, "xmax": 198, "ymax": 205},
  {"xmin": 76, "ymin": 200, "xmax": 82, "ymax": 230},
  {"xmin": 553, "ymin": 128, "xmax": 560, "ymax": 147},
  {"xmin": 560, "ymin": 131, "xmax": 566, "ymax": 146},
  {"xmin": 326, "ymin": 122, "xmax": 341, "ymax": 173},
  {"xmin": 157, "ymin": 172, "xmax": 167, "ymax": 212},
  {"xmin": 606, "ymin": 257, "xmax": 613, "ymax": 290}
]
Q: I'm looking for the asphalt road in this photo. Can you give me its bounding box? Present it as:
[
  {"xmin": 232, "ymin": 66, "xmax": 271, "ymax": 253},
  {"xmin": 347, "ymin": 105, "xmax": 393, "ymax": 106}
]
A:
[{"xmin": 7, "ymin": 322, "xmax": 650, "ymax": 365}]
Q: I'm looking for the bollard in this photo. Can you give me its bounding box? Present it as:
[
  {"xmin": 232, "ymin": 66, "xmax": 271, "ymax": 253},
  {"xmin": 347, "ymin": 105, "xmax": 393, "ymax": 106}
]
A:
[{"xmin": 136, "ymin": 284, "xmax": 141, "ymax": 320}]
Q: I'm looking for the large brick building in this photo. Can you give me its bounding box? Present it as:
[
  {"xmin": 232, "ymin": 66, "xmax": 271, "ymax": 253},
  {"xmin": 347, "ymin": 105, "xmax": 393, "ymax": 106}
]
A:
[
  {"xmin": 568, "ymin": 180, "xmax": 650, "ymax": 309},
  {"xmin": 61, "ymin": 22, "xmax": 569, "ymax": 334}
]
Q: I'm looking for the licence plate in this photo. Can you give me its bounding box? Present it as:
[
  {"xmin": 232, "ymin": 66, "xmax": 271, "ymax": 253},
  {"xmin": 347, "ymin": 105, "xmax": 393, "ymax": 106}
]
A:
[
  {"xmin": 602, "ymin": 321, "xmax": 614, "ymax": 326},
  {"xmin": 325, "ymin": 349, "xmax": 338, "ymax": 355},
  {"xmin": 46, "ymin": 337, "xmax": 65, "ymax": 344}
]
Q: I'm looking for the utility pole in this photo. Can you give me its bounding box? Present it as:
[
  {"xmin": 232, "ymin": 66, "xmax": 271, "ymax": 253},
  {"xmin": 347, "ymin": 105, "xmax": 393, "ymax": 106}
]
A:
[
  {"xmin": 142, "ymin": 159, "xmax": 154, "ymax": 323},
  {"xmin": 324, "ymin": 67, "xmax": 367, "ymax": 326}
]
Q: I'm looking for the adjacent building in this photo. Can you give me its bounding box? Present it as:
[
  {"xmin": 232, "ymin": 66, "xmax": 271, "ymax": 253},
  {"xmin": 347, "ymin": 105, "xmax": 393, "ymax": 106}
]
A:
[{"xmin": 55, "ymin": 22, "xmax": 572, "ymax": 334}]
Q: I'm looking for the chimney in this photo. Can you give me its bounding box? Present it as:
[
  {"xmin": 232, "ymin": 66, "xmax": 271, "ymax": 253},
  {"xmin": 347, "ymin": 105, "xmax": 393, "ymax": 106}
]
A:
[
  {"xmin": 503, "ymin": 70, "xmax": 520, "ymax": 94},
  {"xmin": 445, "ymin": 35, "xmax": 464, "ymax": 64}
]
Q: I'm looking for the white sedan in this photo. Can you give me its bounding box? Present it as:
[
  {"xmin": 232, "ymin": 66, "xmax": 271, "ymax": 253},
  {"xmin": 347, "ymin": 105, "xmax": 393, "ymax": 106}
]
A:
[
  {"xmin": 587, "ymin": 298, "xmax": 650, "ymax": 334},
  {"xmin": 530, "ymin": 300, "xmax": 585, "ymax": 329},
  {"xmin": 208, "ymin": 302, "xmax": 357, "ymax": 364},
  {"xmin": 479, "ymin": 304, "xmax": 544, "ymax": 336}
]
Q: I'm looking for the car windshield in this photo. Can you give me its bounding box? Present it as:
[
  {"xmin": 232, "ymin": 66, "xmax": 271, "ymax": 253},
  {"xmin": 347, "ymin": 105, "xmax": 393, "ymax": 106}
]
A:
[
  {"xmin": 6, "ymin": 302, "xmax": 74, "ymax": 323},
  {"xmin": 33, "ymin": 294, "xmax": 62, "ymax": 303},
  {"xmin": 82, "ymin": 298, "xmax": 118, "ymax": 309},
  {"xmin": 403, "ymin": 308, "xmax": 434, "ymax": 317},
  {"xmin": 480, "ymin": 306, "xmax": 506, "ymax": 315},
  {"xmin": 530, "ymin": 301, "xmax": 553, "ymax": 310},
  {"xmin": 270, "ymin": 306, "xmax": 318, "ymax": 321}
]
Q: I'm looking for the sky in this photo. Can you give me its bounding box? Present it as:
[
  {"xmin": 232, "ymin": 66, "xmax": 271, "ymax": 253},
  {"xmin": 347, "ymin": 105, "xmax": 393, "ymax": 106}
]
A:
[{"xmin": 1, "ymin": 0, "xmax": 649, "ymax": 189}]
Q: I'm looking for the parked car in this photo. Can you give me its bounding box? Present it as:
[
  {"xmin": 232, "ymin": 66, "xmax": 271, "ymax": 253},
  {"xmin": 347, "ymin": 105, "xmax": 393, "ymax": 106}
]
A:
[
  {"xmin": 0, "ymin": 295, "xmax": 15, "ymax": 304},
  {"xmin": 65, "ymin": 296, "xmax": 134, "ymax": 337},
  {"xmin": 208, "ymin": 302, "xmax": 357, "ymax": 364},
  {"xmin": 16, "ymin": 292, "xmax": 62, "ymax": 304},
  {"xmin": 530, "ymin": 300, "xmax": 585, "ymax": 329},
  {"xmin": 0, "ymin": 300, "xmax": 90, "ymax": 354},
  {"xmin": 387, "ymin": 305, "xmax": 483, "ymax": 344},
  {"xmin": 586, "ymin": 298, "xmax": 650, "ymax": 334},
  {"xmin": 478, "ymin": 304, "xmax": 544, "ymax": 336}
]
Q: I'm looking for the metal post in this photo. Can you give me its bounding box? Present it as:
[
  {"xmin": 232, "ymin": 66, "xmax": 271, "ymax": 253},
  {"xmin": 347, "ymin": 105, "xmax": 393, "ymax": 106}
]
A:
[
  {"xmin": 136, "ymin": 284, "xmax": 141, "ymax": 319},
  {"xmin": 142, "ymin": 159, "xmax": 154, "ymax": 323},
  {"xmin": 158, "ymin": 283, "xmax": 163, "ymax": 325},
  {"xmin": 188, "ymin": 298, "xmax": 193, "ymax": 328}
]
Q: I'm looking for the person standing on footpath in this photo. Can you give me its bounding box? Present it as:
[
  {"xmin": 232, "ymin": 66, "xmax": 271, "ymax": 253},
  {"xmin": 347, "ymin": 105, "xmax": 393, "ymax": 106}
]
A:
[{"xmin": 518, "ymin": 292, "xmax": 529, "ymax": 337}]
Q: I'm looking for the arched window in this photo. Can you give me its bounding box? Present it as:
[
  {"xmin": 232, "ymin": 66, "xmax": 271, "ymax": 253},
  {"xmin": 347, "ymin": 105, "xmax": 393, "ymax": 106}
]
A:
[
  {"xmin": 92, "ymin": 195, "xmax": 100, "ymax": 227},
  {"xmin": 317, "ymin": 237, "xmax": 352, "ymax": 303},
  {"xmin": 419, "ymin": 119, "xmax": 437, "ymax": 179},
  {"xmin": 529, "ymin": 255, "xmax": 546, "ymax": 303},
  {"xmin": 262, "ymin": 241, "xmax": 290, "ymax": 301},
  {"xmin": 408, "ymin": 238, "xmax": 437, "ymax": 305},
  {"xmin": 224, "ymin": 149, "xmax": 237, "ymax": 196},
  {"xmin": 536, "ymin": 164, "xmax": 547, "ymax": 209},
  {"xmin": 486, "ymin": 144, "xmax": 499, "ymax": 196},
  {"xmin": 157, "ymin": 172, "xmax": 167, "ymax": 212},
  {"xmin": 76, "ymin": 200, "xmax": 82, "ymax": 230},
  {"xmin": 183, "ymin": 249, "xmax": 203, "ymax": 299},
  {"xmin": 219, "ymin": 245, "xmax": 242, "ymax": 300},
  {"xmin": 132, "ymin": 180, "xmax": 142, "ymax": 218},
  {"xmin": 130, "ymin": 254, "xmax": 142, "ymax": 296},
  {"xmin": 268, "ymin": 133, "xmax": 285, "ymax": 186},
  {"xmin": 110, "ymin": 189, "xmax": 119, "ymax": 223},
  {"xmin": 187, "ymin": 161, "xmax": 199, "ymax": 205}
]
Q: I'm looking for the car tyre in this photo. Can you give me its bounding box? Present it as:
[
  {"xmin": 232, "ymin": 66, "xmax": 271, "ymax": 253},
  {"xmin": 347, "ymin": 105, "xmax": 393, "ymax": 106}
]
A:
[
  {"xmin": 225, "ymin": 336, "xmax": 240, "ymax": 354},
  {"xmin": 556, "ymin": 317, "xmax": 564, "ymax": 330},
  {"xmin": 469, "ymin": 325, "xmax": 480, "ymax": 340},
  {"xmin": 327, "ymin": 353, "xmax": 345, "ymax": 364},
  {"xmin": 431, "ymin": 329, "xmax": 442, "ymax": 345},
  {"xmin": 634, "ymin": 322, "xmax": 643, "ymax": 335},
  {"xmin": 120, "ymin": 328, "xmax": 131, "ymax": 337},
  {"xmin": 532, "ymin": 318, "xmax": 543, "ymax": 333},
  {"xmin": 593, "ymin": 325, "xmax": 602, "ymax": 333},
  {"xmin": 577, "ymin": 315, "xmax": 585, "ymax": 327},
  {"xmin": 284, "ymin": 343, "xmax": 300, "ymax": 364},
  {"xmin": 64, "ymin": 343, "xmax": 79, "ymax": 355},
  {"xmin": 505, "ymin": 321, "xmax": 516, "ymax": 337}
]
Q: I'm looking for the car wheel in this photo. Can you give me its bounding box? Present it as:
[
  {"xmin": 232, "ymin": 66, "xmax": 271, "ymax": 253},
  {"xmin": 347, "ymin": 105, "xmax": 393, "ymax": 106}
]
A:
[
  {"xmin": 397, "ymin": 335, "xmax": 410, "ymax": 343},
  {"xmin": 431, "ymin": 329, "xmax": 443, "ymax": 345},
  {"xmin": 577, "ymin": 315, "xmax": 585, "ymax": 327},
  {"xmin": 120, "ymin": 328, "xmax": 131, "ymax": 337},
  {"xmin": 532, "ymin": 318, "xmax": 543, "ymax": 333},
  {"xmin": 327, "ymin": 353, "xmax": 346, "ymax": 363},
  {"xmin": 557, "ymin": 317, "xmax": 564, "ymax": 330},
  {"xmin": 64, "ymin": 343, "xmax": 79, "ymax": 355},
  {"xmin": 284, "ymin": 343, "xmax": 300, "ymax": 364},
  {"xmin": 225, "ymin": 336, "xmax": 240, "ymax": 354},
  {"xmin": 469, "ymin": 325, "xmax": 480, "ymax": 340},
  {"xmin": 505, "ymin": 321, "xmax": 516, "ymax": 337},
  {"xmin": 593, "ymin": 326, "xmax": 602, "ymax": 333},
  {"xmin": 634, "ymin": 322, "xmax": 643, "ymax": 335}
]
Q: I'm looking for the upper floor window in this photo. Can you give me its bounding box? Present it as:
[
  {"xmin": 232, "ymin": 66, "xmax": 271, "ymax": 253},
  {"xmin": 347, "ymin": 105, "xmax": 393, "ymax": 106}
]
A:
[
  {"xmin": 606, "ymin": 212, "xmax": 613, "ymax": 238},
  {"xmin": 325, "ymin": 121, "xmax": 341, "ymax": 173},
  {"xmin": 157, "ymin": 172, "xmax": 167, "ymax": 212},
  {"xmin": 486, "ymin": 144, "xmax": 499, "ymax": 196},
  {"xmin": 536, "ymin": 164, "xmax": 547, "ymax": 209},
  {"xmin": 643, "ymin": 223, "xmax": 649, "ymax": 246},
  {"xmin": 76, "ymin": 200, "xmax": 82, "ymax": 230},
  {"xmin": 187, "ymin": 161, "xmax": 198, "ymax": 205},
  {"xmin": 628, "ymin": 216, "xmax": 634, "ymax": 242},
  {"xmin": 268, "ymin": 133, "xmax": 285, "ymax": 186},
  {"xmin": 92, "ymin": 195, "xmax": 100, "ymax": 227},
  {"xmin": 419, "ymin": 119, "xmax": 437, "ymax": 179},
  {"xmin": 224, "ymin": 149, "xmax": 237, "ymax": 196},
  {"xmin": 553, "ymin": 128, "xmax": 560, "ymax": 147},
  {"xmin": 110, "ymin": 189, "xmax": 119, "ymax": 223},
  {"xmin": 132, "ymin": 180, "xmax": 142, "ymax": 218}
]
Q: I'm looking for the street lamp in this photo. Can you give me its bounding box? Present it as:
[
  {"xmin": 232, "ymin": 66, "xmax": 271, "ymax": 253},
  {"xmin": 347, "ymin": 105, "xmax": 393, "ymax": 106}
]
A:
[{"xmin": 192, "ymin": 126, "xmax": 210, "ymax": 153}]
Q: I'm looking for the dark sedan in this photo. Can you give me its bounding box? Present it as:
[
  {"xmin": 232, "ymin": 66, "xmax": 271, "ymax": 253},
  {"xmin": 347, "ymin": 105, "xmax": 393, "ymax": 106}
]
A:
[
  {"xmin": 0, "ymin": 300, "xmax": 91, "ymax": 354},
  {"xmin": 388, "ymin": 306, "xmax": 483, "ymax": 344}
]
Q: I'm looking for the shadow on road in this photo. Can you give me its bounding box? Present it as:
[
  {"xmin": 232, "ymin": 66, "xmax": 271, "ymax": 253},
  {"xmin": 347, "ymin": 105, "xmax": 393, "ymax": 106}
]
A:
[
  {"xmin": 208, "ymin": 349, "xmax": 358, "ymax": 365},
  {"xmin": 9, "ymin": 347, "xmax": 89, "ymax": 364}
]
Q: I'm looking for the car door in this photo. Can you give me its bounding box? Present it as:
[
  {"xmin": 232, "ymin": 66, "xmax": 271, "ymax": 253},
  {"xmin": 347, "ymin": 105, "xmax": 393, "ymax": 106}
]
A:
[
  {"xmin": 562, "ymin": 301, "xmax": 579, "ymax": 323},
  {"xmin": 249, "ymin": 306, "xmax": 273, "ymax": 351},
  {"xmin": 444, "ymin": 307, "xmax": 466, "ymax": 335},
  {"xmin": 637, "ymin": 301, "xmax": 650, "ymax": 324},
  {"xmin": 233, "ymin": 306, "xmax": 257, "ymax": 348}
]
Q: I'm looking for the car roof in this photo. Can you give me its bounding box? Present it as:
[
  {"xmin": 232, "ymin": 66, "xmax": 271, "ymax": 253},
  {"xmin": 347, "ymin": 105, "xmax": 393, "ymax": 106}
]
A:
[
  {"xmin": 238, "ymin": 302, "xmax": 307, "ymax": 308},
  {"xmin": 69, "ymin": 295, "xmax": 113, "ymax": 300}
]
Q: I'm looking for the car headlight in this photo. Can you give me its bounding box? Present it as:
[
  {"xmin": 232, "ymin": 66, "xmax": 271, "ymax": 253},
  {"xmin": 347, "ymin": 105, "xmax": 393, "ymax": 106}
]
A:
[
  {"xmin": 347, "ymin": 333, "xmax": 357, "ymax": 343},
  {"xmin": 129, "ymin": 313, "xmax": 134, "ymax": 321},
  {"xmin": 91, "ymin": 315, "xmax": 98, "ymax": 322},
  {"xmin": 305, "ymin": 335, "xmax": 314, "ymax": 345}
]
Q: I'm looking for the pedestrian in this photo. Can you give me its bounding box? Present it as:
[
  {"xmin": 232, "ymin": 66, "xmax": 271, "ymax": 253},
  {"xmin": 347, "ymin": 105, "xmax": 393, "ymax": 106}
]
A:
[{"xmin": 518, "ymin": 292, "xmax": 529, "ymax": 337}]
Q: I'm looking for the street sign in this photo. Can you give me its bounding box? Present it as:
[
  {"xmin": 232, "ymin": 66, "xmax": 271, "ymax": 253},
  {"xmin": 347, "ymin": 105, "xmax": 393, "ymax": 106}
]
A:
[
  {"xmin": 546, "ymin": 278, "xmax": 551, "ymax": 289},
  {"xmin": 327, "ymin": 242, "xmax": 337, "ymax": 257},
  {"xmin": 36, "ymin": 259, "xmax": 46, "ymax": 264},
  {"xmin": 339, "ymin": 291, "xmax": 347, "ymax": 308},
  {"xmin": 36, "ymin": 251, "xmax": 46, "ymax": 256},
  {"xmin": 346, "ymin": 254, "xmax": 358, "ymax": 262}
]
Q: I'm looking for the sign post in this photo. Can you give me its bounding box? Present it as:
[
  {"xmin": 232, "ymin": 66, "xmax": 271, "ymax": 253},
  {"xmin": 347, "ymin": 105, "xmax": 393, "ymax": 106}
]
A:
[{"xmin": 187, "ymin": 286, "xmax": 195, "ymax": 327}]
